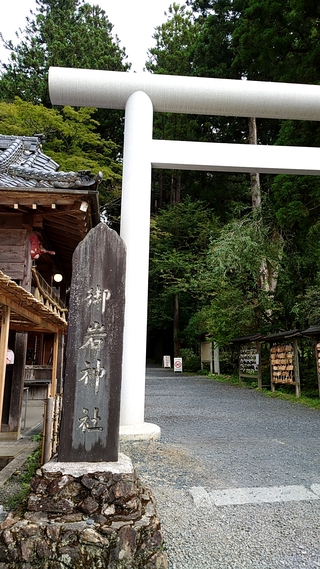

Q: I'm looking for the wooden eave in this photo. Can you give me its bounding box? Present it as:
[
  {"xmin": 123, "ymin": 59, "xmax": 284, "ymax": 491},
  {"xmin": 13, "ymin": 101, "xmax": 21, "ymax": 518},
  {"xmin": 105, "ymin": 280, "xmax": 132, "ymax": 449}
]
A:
[
  {"xmin": 301, "ymin": 325, "xmax": 320, "ymax": 337},
  {"xmin": 0, "ymin": 271, "xmax": 68, "ymax": 334},
  {"xmin": 0, "ymin": 186, "xmax": 100, "ymax": 283},
  {"xmin": 265, "ymin": 330, "xmax": 301, "ymax": 343},
  {"xmin": 231, "ymin": 333, "xmax": 265, "ymax": 344}
]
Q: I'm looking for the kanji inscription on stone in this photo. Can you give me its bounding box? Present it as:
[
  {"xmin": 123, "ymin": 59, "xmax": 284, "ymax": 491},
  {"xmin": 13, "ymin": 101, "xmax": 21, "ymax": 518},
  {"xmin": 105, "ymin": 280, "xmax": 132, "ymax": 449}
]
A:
[{"xmin": 58, "ymin": 223, "xmax": 126, "ymax": 462}]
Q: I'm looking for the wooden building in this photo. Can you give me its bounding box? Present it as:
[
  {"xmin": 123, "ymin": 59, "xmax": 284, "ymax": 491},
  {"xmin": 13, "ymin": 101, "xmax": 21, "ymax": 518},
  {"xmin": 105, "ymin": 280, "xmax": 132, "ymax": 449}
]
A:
[{"xmin": 0, "ymin": 134, "xmax": 100, "ymax": 440}]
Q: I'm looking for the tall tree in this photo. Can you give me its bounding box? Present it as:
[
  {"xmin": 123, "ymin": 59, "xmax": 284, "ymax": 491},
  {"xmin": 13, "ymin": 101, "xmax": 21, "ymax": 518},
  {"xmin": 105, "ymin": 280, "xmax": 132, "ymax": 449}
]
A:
[
  {"xmin": 0, "ymin": 0, "xmax": 130, "ymax": 224},
  {"xmin": 232, "ymin": 0, "xmax": 320, "ymax": 328},
  {"xmin": 147, "ymin": 4, "xmax": 200, "ymax": 209},
  {"xmin": 148, "ymin": 198, "xmax": 219, "ymax": 358},
  {"xmin": 146, "ymin": 5, "xmax": 209, "ymax": 357},
  {"xmin": 232, "ymin": 0, "xmax": 320, "ymax": 83},
  {"xmin": 0, "ymin": 0, "xmax": 130, "ymax": 104},
  {"xmin": 147, "ymin": 3, "xmax": 198, "ymax": 76}
]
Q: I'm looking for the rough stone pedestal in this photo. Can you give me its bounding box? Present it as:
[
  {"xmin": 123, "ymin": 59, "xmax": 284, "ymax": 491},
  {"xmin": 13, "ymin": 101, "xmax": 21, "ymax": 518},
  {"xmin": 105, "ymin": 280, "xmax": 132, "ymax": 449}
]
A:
[{"xmin": 0, "ymin": 454, "xmax": 168, "ymax": 569}]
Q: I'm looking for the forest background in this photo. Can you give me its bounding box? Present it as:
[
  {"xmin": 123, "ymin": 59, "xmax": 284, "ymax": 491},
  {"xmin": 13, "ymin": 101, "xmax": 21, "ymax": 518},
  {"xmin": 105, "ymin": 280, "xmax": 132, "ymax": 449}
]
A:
[{"xmin": 1, "ymin": 0, "xmax": 320, "ymax": 377}]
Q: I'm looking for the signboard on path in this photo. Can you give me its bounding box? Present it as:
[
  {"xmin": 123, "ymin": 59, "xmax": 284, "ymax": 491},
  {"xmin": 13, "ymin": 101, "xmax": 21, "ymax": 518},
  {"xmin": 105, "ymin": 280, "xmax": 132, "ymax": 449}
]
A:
[{"xmin": 174, "ymin": 358, "xmax": 183, "ymax": 373}]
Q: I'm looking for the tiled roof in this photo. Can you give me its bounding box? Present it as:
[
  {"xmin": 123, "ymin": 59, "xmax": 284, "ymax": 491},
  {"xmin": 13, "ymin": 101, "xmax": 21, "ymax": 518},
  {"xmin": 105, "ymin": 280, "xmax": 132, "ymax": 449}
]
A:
[{"xmin": 0, "ymin": 135, "xmax": 101, "ymax": 189}]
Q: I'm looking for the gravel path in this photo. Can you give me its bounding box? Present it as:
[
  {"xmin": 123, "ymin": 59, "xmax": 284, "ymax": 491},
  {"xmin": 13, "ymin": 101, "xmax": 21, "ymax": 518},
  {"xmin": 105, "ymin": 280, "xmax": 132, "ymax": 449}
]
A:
[{"xmin": 120, "ymin": 367, "xmax": 320, "ymax": 569}]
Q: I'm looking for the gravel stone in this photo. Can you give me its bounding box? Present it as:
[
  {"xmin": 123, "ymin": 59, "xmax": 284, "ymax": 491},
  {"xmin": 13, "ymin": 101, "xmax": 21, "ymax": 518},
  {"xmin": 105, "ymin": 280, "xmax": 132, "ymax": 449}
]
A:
[{"xmin": 120, "ymin": 366, "xmax": 320, "ymax": 569}]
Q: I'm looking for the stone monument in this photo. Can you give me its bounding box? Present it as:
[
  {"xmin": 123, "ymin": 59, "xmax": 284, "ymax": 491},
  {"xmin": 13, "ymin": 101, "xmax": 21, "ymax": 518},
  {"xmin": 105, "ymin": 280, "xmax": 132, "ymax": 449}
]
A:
[
  {"xmin": 58, "ymin": 222, "xmax": 125, "ymax": 462},
  {"xmin": 0, "ymin": 223, "xmax": 168, "ymax": 568}
]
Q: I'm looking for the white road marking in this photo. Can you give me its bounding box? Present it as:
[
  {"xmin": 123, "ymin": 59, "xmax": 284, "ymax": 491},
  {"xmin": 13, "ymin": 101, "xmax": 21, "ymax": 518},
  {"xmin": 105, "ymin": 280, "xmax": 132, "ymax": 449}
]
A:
[
  {"xmin": 310, "ymin": 484, "xmax": 320, "ymax": 497},
  {"xmin": 189, "ymin": 485, "xmax": 320, "ymax": 507},
  {"xmin": 189, "ymin": 486, "xmax": 214, "ymax": 507}
]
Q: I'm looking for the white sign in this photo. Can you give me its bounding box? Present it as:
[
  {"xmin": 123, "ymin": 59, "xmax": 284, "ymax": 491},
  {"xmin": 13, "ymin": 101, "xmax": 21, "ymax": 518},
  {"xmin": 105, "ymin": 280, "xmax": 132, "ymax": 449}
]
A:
[
  {"xmin": 174, "ymin": 358, "xmax": 183, "ymax": 373},
  {"xmin": 163, "ymin": 355, "xmax": 171, "ymax": 368}
]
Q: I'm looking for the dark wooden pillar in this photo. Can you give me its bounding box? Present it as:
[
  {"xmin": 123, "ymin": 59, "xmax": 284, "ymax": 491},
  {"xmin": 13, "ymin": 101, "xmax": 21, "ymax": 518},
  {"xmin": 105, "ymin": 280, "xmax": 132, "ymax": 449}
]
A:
[
  {"xmin": 0, "ymin": 306, "xmax": 11, "ymax": 430},
  {"xmin": 8, "ymin": 332, "xmax": 28, "ymax": 434},
  {"xmin": 56, "ymin": 334, "xmax": 65, "ymax": 394},
  {"xmin": 8, "ymin": 227, "xmax": 32, "ymax": 435}
]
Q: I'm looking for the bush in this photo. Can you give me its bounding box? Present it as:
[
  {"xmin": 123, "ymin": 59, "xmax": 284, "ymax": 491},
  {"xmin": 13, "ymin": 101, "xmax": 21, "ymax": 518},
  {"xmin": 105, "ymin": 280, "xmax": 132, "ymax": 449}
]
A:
[{"xmin": 180, "ymin": 348, "xmax": 201, "ymax": 372}]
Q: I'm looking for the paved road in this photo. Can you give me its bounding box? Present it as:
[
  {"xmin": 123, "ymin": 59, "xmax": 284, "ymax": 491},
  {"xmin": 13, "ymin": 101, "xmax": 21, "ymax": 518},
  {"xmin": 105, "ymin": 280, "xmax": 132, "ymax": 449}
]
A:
[{"xmin": 121, "ymin": 366, "xmax": 320, "ymax": 569}]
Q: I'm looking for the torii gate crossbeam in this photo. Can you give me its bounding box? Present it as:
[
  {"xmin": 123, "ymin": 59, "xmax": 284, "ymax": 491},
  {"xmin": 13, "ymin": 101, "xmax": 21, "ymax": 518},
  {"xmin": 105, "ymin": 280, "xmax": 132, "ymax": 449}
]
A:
[{"xmin": 49, "ymin": 68, "xmax": 320, "ymax": 440}]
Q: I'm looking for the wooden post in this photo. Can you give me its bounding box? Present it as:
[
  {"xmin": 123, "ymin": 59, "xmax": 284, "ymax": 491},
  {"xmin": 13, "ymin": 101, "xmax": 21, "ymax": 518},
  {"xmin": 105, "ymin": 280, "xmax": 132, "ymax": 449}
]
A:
[
  {"xmin": 315, "ymin": 339, "xmax": 320, "ymax": 398},
  {"xmin": 293, "ymin": 338, "xmax": 301, "ymax": 397},
  {"xmin": 257, "ymin": 341, "xmax": 262, "ymax": 389},
  {"xmin": 58, "ymin": 223, "xmax": 126, "ymax": 462},
  {"xmin": 50, "ymin": 333, "xmax": 59, "ymax": 398},
  {"xmin": 56, "ymin": 334, "xmax": 65, "ymax": 394},
  {"xmin": 8, "ymin": 228, "xmax": 32, "ymax": 435},
  {"xmin": 238, "ymin": 345, "xmax": 242, "ymax": 385},
  {"xmin": 213, "ymin": 343, "xmax": 220, "ymax": 374},
  {"xmin": 0, "ymin": 306, "xmax": 11, "ymax": 429},
  {"xmin": 9, "ymin": 332, "xmax": 28, "ymax": 435},
  {"xmin": 41, "ymin": 333, "xmax": 60, "ymax": 461},
  {"xmin": 270, "ymin": 343, "xmax": 275, "ymax": 392},
  {"xmin": 42, "ymin": 397, "xmax": 54, "ymax": 465}
]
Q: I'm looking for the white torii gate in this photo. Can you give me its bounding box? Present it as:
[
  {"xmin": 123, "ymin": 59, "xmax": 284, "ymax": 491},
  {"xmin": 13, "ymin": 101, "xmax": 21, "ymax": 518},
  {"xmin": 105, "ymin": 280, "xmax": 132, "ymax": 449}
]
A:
[{"xmin": 49, "ymin": 68, "xmax": 320, "ymax": 439}]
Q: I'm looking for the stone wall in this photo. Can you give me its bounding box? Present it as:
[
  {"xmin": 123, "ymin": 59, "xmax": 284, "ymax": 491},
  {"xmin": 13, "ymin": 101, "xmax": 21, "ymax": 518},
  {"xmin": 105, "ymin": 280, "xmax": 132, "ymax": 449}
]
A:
[{"xmin": 0, "ymin": 455, "xmax": 168, "ymax": 569}]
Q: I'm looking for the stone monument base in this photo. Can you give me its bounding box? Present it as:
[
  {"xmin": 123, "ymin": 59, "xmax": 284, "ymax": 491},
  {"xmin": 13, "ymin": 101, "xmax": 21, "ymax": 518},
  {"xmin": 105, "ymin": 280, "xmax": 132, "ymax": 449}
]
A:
[{"xmin": 0, "ymin": 454, "xmax": 168, "ymax": 569}]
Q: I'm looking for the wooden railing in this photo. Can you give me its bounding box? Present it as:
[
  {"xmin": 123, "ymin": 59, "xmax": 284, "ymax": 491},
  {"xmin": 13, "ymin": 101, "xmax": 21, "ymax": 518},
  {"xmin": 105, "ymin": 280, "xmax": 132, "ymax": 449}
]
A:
[{"xmin": 31, "ymin": 268, "xmax": 68, "ymax": 321}]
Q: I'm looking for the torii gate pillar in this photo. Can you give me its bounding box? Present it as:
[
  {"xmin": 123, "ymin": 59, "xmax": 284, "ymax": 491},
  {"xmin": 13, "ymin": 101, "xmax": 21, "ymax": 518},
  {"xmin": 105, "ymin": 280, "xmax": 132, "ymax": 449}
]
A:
[
  {"xmin": 49, "ymin": 67, "xmax": 320, "ymax": 440},
  {"xmin": 119, "ymin": 91, "xmax": 160, "ymax": 439}
]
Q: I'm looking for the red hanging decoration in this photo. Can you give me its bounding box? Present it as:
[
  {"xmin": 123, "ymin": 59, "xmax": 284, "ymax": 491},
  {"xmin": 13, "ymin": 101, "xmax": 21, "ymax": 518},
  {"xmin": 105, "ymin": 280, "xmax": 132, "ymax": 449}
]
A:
[{"xmin": 30, "ymin": 232, "xmax": 55, "ymax": 260}]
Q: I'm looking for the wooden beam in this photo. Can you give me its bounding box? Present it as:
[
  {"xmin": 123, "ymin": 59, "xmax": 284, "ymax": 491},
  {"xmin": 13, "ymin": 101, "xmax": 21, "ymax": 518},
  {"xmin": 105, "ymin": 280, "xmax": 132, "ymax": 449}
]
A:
[
  {"xmin": 7, "ymin": 321, "xmax": 49, "ymax": 333},
  {"xmin": 48, "ymin": 200, "xmax": 85, "ymax": 213},
  {"xmin": 0, "ymin": 188, "xmax": 96, "ymax": 207},
  {"xmin": 0, "ymin": 306, "xmax": 11, "ymax": 428},
  {"xmin": 0, "ymin": 294, "xmax": 64, "ymax": 333}
]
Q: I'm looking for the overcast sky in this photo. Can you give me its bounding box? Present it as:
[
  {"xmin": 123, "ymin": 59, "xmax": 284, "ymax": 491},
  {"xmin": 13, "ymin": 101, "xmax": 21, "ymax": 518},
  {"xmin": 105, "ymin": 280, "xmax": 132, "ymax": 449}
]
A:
[{"xmin": 0, "ymin": 0, "xmax": 172, "ymax": 72}]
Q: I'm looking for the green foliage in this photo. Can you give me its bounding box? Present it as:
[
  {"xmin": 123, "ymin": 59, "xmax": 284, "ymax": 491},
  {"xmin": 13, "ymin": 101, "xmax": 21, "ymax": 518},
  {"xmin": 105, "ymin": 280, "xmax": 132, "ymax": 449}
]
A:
[
  {"xmin": 0, "ymin": 97, "xmax": 122, "ymax": 214},
  {"xmin": 262, "ymin": 388, "xmax": 320, "ymax": 410},
  {"xmin": 0, "ymin": 0, "xmax": 130, "ymax": 104},
  {"xmin": 232, "ymin": 0, "xmax": 320, "ymax": 83},
  {"xmin": 206, "ymin": 373, "xmax": 241, "ymax": 385},
  {"xmin": 148, "ymin": 0, "xmax": 320, "ymax": 356},
  {"xmin": 180, "ymin": 348, "xmax": 201, "ymax": 372},
  {"xmin": 7, "ymin": 444, "xmax": 41, "ymax": 512},
  {"xmin": 0, "ymin": 0, "xmax": 128, "ymax": 222},
  {"xmin": 185, "ymin": 214, "xmax": 283, "ymax": 344},
  {"xmin": 292, "ymin": 282, "xmax": 320, "ymax": 328},
  {"xmin": 206, "ymin": 374, "xmax": 320, "ymax": 409},
  {"xmin": 148, "ymin": 198, "xmax": 219, "ymax": 355},
  {"xmin": 147, "ymin": 3, "xmax": 198, "ymax": 76}
]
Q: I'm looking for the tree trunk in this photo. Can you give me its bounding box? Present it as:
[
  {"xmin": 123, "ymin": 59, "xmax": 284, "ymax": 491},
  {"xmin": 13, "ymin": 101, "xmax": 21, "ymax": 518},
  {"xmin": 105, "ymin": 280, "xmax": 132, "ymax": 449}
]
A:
[
  {"xmin": 158, "ymin": 171, "xmax": 163, "ymax": 210},
  {"xmin": 248, "ymin": 117, "xmax": 261, "ymax": 211},
  {"xmin": 248, "ymin": 117, "xmax": 283, "ymax": 302},
  {"xmin": 176, "ymin": 172, "xmax": 181, "ymax": 204},
  {"xmin": 173, "ymin": 293, "xmax": 180, "ymax": 357},
  {"xmin": 170, "ymin": 174, "xmax": 174, "ymax": 205}
]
